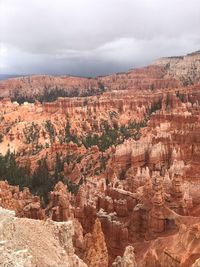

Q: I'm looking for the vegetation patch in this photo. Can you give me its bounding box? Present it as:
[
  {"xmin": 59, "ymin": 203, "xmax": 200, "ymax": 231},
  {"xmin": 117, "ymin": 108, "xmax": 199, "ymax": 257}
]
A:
[{"xmin": 0, "ymin": 151, "xmax": 81, "ymax": 205}]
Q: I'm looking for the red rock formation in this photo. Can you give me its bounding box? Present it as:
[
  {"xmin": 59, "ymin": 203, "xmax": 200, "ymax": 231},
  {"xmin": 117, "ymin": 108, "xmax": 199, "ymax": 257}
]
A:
[
  {"xmin": 0, "ymin": 181, "xmax": 45, "ymax": 220},
  {"xmin": 83, "ymin": 218, "xmax": 108, "ymax": 267},
  {"xmin": 46, "ymin": 181, "xmax": 73, "ymax": 221},
  {"xmin": 141, "ymin": 220, "xmax": 200, "ymax": 267},
  {"xmin": 1, "ymin": 50, "xmax": 200, "ymax": 267}
]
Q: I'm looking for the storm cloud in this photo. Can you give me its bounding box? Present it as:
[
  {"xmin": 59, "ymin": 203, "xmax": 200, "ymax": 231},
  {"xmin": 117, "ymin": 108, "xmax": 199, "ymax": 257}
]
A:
[{"xmin": 1, "ymin": 0, "xmax": 200, "ymax": 76}]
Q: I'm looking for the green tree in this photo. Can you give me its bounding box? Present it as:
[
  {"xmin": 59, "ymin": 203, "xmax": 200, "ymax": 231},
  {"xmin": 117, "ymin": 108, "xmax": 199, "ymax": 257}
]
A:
[
  {"xmin": 0, "ymin": 151, "xmax": 30, "ymax": 189},
  {"xmin": 0, "ymin": 133, "xmax": 3, "ymax": 143},
  {"xmin": 54, "ymin": 153, "xmax": 64, "ymax": 183},
  {"xmin": 45, "ymin": 120, "xmax": 55, "ymax": 143},
  {"xmin": 31, "ymin": 159, "xmax": 52, "ymax": 204}
]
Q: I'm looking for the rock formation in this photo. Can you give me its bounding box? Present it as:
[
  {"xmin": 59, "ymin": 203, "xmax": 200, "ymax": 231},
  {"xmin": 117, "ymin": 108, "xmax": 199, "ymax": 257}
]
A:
[
  {"xmin": 0, "ymin": 181, "xmax": 45, "ymax": 219},
  {"xmin": 155, "ymin": 50, "xmax": 200, "ymax": 86},
  {"xmin": 141, "ymin": 220, "xmax": 200, "ymax": 267},
  {"xmin": 0, "ymin": 50, "xmax": 200, "ymax": 266},
  {"xmin": 2, "ymin": 50, "xmax": 200, "ymax": 101},
  {"xmin": 46, "ymin": 181, "xmax": 73, "ymax": 221},
  {"xmin": 112, "ymin": 246, "xmax": 137, "ymax": 267},
  {"xmin": 0, "ymin": 207, "xmax": 87, "ymax": 267},
  {"xmin": 83, "ymin": 219, "xmax": 108, "ymax": 267}
]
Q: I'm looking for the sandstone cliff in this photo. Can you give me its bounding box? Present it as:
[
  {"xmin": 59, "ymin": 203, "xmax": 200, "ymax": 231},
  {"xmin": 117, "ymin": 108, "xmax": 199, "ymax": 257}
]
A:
[{"xmin": 155, "ymin": 50, "xmax": 200, "ymax": 86}]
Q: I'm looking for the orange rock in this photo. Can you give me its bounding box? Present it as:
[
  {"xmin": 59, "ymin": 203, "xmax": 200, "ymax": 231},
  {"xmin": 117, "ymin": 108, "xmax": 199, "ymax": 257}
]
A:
[{"xmin": 83, "ymin": 218, "xmax": 108, "ymax": 267}]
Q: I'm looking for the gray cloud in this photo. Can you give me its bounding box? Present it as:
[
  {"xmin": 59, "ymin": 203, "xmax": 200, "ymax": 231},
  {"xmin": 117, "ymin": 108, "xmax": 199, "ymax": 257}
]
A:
[{"xmin": 0, "ymin": 0, "xmax": 200, "ymax": 76}]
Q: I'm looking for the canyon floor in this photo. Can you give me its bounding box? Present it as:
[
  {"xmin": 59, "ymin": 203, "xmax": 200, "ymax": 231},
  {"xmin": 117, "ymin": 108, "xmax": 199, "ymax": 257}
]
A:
[{"xmin": 1, "ymin": 51, "xmax": 200, "ymax": 266}]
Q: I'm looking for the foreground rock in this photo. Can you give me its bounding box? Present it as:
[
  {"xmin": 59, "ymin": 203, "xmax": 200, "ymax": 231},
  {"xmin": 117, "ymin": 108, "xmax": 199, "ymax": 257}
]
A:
[{"xmin": 0, "ymin": 207, "xmax": 87, "ymax": 267}]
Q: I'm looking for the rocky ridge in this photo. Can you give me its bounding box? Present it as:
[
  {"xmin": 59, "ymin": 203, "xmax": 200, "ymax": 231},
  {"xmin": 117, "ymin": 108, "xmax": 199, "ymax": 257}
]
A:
[
  {"xmin": 0, "ymin": 207, "xmax": 87, "ymax": 267},
  {"xmin": 155, "ymin": 50, "xmax": 200, "ymax": 86}
]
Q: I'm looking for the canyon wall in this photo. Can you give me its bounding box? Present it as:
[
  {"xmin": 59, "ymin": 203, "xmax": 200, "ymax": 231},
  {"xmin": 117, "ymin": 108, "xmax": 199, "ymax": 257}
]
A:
[{"xmin": 1, "ymin": 50, "xmax": 200, "ymax": 266}]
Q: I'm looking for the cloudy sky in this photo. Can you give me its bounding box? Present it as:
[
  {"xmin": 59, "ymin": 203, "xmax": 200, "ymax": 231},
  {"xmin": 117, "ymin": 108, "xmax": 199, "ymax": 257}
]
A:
[{"xmin": 0, "ymin": 0, "xmax": 200, "ymax": 76}]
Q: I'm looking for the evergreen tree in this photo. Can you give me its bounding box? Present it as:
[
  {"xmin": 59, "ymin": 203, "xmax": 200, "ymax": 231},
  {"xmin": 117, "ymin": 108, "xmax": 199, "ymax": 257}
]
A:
[{"xmin": 31, "ymin": 159, "xmax": 52, "ymax": 204}]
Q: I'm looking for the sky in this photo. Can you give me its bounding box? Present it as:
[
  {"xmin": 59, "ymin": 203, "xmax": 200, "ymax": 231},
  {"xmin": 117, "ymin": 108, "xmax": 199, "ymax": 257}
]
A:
[{"xmin": 0, "ymin": 0, "xmax": 200, "ymax": 77}]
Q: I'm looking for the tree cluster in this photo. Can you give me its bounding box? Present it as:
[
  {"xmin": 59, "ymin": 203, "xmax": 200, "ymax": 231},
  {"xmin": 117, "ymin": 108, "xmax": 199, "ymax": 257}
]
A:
[{"xmin": 0, "ymin": 151, "xmax": 80, "ymax": 205}]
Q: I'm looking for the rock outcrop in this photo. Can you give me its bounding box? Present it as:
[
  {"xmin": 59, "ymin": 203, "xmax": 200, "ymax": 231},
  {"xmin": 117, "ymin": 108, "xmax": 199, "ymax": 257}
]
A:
[
  {"xmin": 83, "ymin": 219, "xmax": 108, "ymax": 267},
  {"xmin": 0, "ymin": 207, "xmax": 87, "ymax": 267},
  {"xmin": 155, "ymin": 50, "xmax": 200, "ymax": 86},
  {"xmin": 46, "ymin": 181, "xmax": 73, "ymax": 221},
  {"xmin": 112, "ymin": 246, "xmax": 137, "ymax": 267},
  {"xmin": 141, "ymin": 220, "xmax": 200, "ymax": 267},
  {"xmin": 0, "ymin": 181, "xmax": 45, "ymax": 219}
]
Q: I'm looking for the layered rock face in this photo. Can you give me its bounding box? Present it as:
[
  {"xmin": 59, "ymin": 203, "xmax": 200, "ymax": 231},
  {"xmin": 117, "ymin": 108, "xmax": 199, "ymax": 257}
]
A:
[
  {"xmin": 155, "ymin": 51, "xmax": 200, "ymax": 86},
  {"xmin": 43, "ymin": 90, "xmax": 160, "ymax": 118},
  {"xmin": 111, "ymin": 86, "xmax": 200, "ymax": 180},
  {"xmin": 99, "ymin": 65, "xmax": 180, "ymax": 91}
]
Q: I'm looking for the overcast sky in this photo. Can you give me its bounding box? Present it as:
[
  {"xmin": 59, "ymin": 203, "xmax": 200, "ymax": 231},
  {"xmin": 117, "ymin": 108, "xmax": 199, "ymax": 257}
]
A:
[{"xmin": 0, "ymin": 0, "xmax": 200, "ymax": 76}]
